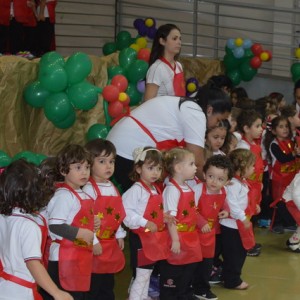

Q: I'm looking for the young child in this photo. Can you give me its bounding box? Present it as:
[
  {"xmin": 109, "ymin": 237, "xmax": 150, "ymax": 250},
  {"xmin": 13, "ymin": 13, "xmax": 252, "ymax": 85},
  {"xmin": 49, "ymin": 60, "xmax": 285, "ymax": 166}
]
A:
[
  {"xmin": 220, "ymin": 148, "xmax": 256, "ymax": 290},
  {"xmin": 83, "ymin": 139, "xmax": 126, "ymax": 300},
  {"xmin": 122, "ymin": 147, "xmax": 169, "ymax": 300},
  {"xmin": 236, "ymin": 109, "xmax": 263, "ymax": 256},
  {"xmin": 192, "ymin": 155, "xmax": 233, "ymax": 300},
  {"xmin": 41, "ymin": 144, "xmax": 96, "ymax": 300},
  {"xmin": 230, "ymin": 87, "xmax": 248, "ymax": 107},
  {"xmin": 264, "ymin": 116, "xmax": 299, "ymax": 234},
  {"xmin": 144, "ymin": 23, "xmax": 185, "ymax": 100},
  {"xmin": 0, "ymin": 159, "xmax": 73, "ymax": 300},
  {"xmin": 160, "ymin": 148, "xmax": 202, "ymax": 300}
]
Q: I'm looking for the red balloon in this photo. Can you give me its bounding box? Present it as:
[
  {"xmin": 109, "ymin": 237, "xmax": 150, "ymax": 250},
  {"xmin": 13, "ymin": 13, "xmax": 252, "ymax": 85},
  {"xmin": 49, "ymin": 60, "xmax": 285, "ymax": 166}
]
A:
[
  {"xmin": 108, "ymin": 101, "xmax": 124, "ymax": 118},
  {"xmin": 137, "ymin": 48, "xmax": 151, "ymax": 63},
  {"xmin": 251, "ymin": 43, "xmax": 263, "ymax": 56},
  {"xmin": 111, "ymin": 75, "xmax": 128, "ymax": 92},
  {"xmin": 250, "ymin": 56, "xmax": 262, "ymax": 69},
  {"xmin": 265, "ymin": 50, "xmax": 272, "ymax": 61},
  {"xmin": 102, "ymin": 85, "xmax": 119, "ymax": 102}
]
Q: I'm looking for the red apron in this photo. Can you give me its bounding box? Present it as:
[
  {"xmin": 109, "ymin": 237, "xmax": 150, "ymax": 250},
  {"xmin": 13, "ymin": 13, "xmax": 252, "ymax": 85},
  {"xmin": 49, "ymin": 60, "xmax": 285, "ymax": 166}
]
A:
[
  {"xmin": 159, "ymin": 57, "xmax": 186, "ymax": 96},
  {"xmin": 132, "ymin": 181, "xmax": 169, "ymax": 265},
  {"xmin": 242, "ymin": 137, "xmax": 264, "ymax": 215},
  {"xmin": 0, "ymin": 213, "xmax": 48, "ymax": 300},
  {"xmin": 56, "ymin": 183, "xmax": 94, "ymax": 291},
  {"xmin": 197, "ymin": 185, "xmax": 226, "ymax": 258},
  {"xmin": 46, "ymin": 0, "xmax": 57, "ymax": 23},
  {"xmin": 167, "ymin": 179, "xmax": 202, "ymax": 265},
  {"xmin": 14, "ymin": 0, "xmax": 37, "ymax": 26},
  {"xmin": 0, "ymin": 0, "xmax": 11, "ymax": 26},
  {"xmin": 89, "ymin": 177, "xmax": 126, "ymax": 273},
  {"xmin": 129, "ymin": 115, "xmax": 186, "ymax": 151},
  {"xmin": 270, "ymin": 139, "xmax": 296, "ymax": 206}
]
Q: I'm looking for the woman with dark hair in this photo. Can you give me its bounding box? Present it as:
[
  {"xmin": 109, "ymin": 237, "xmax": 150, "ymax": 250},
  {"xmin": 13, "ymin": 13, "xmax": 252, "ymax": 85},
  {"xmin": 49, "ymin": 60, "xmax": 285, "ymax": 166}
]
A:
[
  {"xmin": 107, "ymin": 84, "xmax": 232, "ymax": 192},
  {"xmin": 144, "ymin": 23, "xmax": 185, "ymax": 101}
]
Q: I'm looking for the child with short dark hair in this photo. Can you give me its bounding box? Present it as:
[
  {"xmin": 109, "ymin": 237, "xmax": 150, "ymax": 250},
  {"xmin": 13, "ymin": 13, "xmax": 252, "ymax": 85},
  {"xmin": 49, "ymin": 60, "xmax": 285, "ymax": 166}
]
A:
[{"xmin": 83, "ymin": 139, "xmax": 126, "ymax": 300}]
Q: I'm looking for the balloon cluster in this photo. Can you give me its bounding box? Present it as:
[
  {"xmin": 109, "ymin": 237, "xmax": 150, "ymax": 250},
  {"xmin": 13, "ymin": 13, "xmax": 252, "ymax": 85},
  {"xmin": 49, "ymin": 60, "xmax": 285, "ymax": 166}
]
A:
[
  {"xmin": 290, "ymin": 47, "xmax": 300, "ymax": 82},
  {"xmin": 24, "ymin": 51, "xmax": 102, "ymax": 129},
  {"xmin": 223, "ymin": 38, "xmax": 272, "ymax": 86},
  {"xmin": 186, "ymin": 77, "xmax": 199, "ymax": 96},
  {"xmin": 0, "ymin": 149, "xmax": 47, "ymax": 167},
  {"xmin": 133, "ymin": 18, "xmax": 157, "ymax": 39}
]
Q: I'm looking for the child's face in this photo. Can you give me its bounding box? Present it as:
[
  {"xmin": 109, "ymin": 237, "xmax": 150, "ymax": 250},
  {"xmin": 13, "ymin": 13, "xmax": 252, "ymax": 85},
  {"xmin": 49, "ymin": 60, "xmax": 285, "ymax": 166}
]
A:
[
  {"xmin": 273, "ymin": 120, "xmax": 290, "ymax": 140},
  {"xmin": 92, "ymin": 152, "xmax": 115, "ymax": 182},
  {"xmin": 228, "ymin": 114, "xmax": 237, "ymax": 132},
  {"xmin": 206, "ymin": 127, "xmax": 227, "ymax": 151},
  {"xmin": 245, "ymin": 118, "xmax": 263, "ymax": 140},
  {"xmin": 231, "ymin": 93, "xmax": 238, "ymax": 106},
  {"xmin": 64, "ymin": 160, "xmax": 90, "ymax": 189},
  {"xmin": 295, "ymin": 88, "xmax": 300, "ymax": 106},
  {"xmin": 244, "ymin": 162, "xmax": 255, "ymax": 179},
  {"xmin": 204, "ymin": 165, "xmax": 229, "ymax": 194},
  {"xmin": 229, "ymin": 135, "xmax": 238, "ymax": 152},
  {"xmin": 137, "ymin": 161, "xmax": 162, "ymax": 186},
  {"xmin": 176, "ymin": 153, "xmax": 197, "ymax": 181},
  {"xmin": 288, "ymin": 114, "xmax": 300, "ymax": 129}
]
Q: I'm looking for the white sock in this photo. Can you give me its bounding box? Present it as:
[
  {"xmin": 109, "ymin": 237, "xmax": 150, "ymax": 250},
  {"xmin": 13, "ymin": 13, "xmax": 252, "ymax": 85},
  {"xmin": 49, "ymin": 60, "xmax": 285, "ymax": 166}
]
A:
[
  {"xmin": 129, "ymin": 268, "xmax": 152, "ymax": 300},
  {"xmin": 289, "ymin": 226, "xmax": 300, "ymax": 243}
]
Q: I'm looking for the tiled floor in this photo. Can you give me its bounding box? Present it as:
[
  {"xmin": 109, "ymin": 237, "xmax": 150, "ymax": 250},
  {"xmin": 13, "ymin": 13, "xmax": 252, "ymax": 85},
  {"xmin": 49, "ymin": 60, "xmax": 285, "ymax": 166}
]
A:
[{"xmin": 115, "ymin": 228, "xmax": 300, "ymax": 300}]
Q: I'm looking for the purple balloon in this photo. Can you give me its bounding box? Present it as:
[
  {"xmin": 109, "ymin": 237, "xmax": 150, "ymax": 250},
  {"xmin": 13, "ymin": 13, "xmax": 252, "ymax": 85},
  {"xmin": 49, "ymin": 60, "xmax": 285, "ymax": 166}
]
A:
[
  {"xmin": 138, "ymin": 25, "xmax": 148, "ymax": 37},
  {"xmin": 136, "ymin": 80, "xmax": 146, "ymax": 93},
  {"xmin": 147, "ymin": 27, "xmax": 157, "ymax": 40},
  {"xmin": 186, "ymin": 77, "xmax": 199, "ymax": 85},
  {"xmin": 134, "ymin": 18, "xmax": 144, "ymax": 30}
]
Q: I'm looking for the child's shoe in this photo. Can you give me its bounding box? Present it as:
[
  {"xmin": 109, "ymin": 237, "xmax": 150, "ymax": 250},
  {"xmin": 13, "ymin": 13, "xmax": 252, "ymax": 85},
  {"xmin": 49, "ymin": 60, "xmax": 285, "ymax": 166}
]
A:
[
  {"xmin": 286, "ymin": 238, "xmax": 300, "ymax": 252},
  {"xmin": 247, "ymin": 243, "xmax": 261, "ymax": 257},
  {"xmin": 257, "ymin": 219, "xmax": 271, "ymax": 228},
  {"xmin": 194, "ymin": 290, "xmax": 218, "ymax": 300}
]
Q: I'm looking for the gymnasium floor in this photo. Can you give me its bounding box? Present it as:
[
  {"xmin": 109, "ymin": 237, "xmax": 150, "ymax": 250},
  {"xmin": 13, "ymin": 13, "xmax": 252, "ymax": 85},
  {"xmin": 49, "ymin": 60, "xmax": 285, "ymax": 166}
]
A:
[{"xmin": 114, "ymin": 227, "xmax": 300, "ymax": 300}]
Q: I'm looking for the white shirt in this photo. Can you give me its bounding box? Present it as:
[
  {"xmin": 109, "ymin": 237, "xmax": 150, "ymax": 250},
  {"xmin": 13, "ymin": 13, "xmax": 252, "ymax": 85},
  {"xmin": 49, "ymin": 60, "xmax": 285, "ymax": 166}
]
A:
[
  {"xmin": 122, "ymin": 182, "xmax": 159, "ymax": 229},
  {"xmin": 46, "ymin": 187, "xmax": 91, "ymax": 261},
  {"xmin": 146, "ymin": 59, "xmax": 183, "ymax": 98},
  {"xmin": 219, "ymin": 178, "xmax": 248, "ymax": 229},
  {"xmin": 0, "ymin": 209, "xmax": 42, "ymax": 300},
  {"xmin": 107, "ymin": 96, "xmax": 206, "ymax": 160},
  {"xmin": 282, "ymin": 173, "xmax": 300, "ymax": 210},
  {"xmin": 83, "ymin": 181, "xmax": 126, "ymax": 239}
]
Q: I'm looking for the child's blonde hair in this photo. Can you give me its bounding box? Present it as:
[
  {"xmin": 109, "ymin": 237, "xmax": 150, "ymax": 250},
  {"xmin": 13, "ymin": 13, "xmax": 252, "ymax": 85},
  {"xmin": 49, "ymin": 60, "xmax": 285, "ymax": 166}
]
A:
[
  {"xmin": 163, "ymin": 148, "xmax": 193, "ymax": 177},
  {"xmin": 129, "ymin": 146, "xmax": 163, "ymax": 182},
  {"xmin": 228, "ymin": 148, "xmax": 255, "ymax": 178}
]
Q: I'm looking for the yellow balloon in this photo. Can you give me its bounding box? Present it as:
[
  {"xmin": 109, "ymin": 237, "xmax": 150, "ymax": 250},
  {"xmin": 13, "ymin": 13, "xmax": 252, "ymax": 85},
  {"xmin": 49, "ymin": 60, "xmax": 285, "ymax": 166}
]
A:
[
  {"xmin": 235, "ymin": 38, "xmax": 243, "ymax": 47},
  {"xmin": 260, "ymin": 51, "xmax": 269, "ymax": 61},
  {"xmin": 145, "ymin": 18, "xmax": 154, "ymax": 27},
  {"xmin": 136, "ymin": 37, "xmax": 147, "ymax": 49},
  {"xmin": 130, "ymin": 43, "xmax": 140, "ymax": 51},
  {"xmin": 187, "ymin": 82, "xmax": 196, "ymax": 93},
  {"xmin": 118, "ymin": 92, "xmax": 128, "ymax": 102},
  {"xmin": 295, "ymin": 48, "xmax": 300, "ymax": 59}
]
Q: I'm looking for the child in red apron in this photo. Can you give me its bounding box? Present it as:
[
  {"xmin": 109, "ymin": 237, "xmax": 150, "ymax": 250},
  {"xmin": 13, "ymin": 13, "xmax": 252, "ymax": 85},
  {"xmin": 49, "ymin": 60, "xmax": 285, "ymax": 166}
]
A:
[
  {"xmin": 122, "ymin": 147, "xmax": 169, "ymax": 300},
  {"xmin": 0, "ymin": 159, "xmax": 72, "ymax": 300},
  {"xmin": 219, "ymin": 149, "xmax": 256, "ymax": 290},
  {"xmin": 263, "ymin": 116, "xmax": 299, "ymax": 233},
  {"xmin": 83, "ymin": 139, "xmax": 126, "ymax": 300},
  {"xmin": 40, "ymin": 145, "xmax": 97, "ymax": 300},
  {"xmin": 193, "ymin": 155, "xmax": 233, "ymax": 300},
  {"xmin": 160, "ymin": 148, "xmax": 202, "ymax": 300},
  {"xmin": 144, "ymin": 23, "xmax": 185, "ymax": 101}
]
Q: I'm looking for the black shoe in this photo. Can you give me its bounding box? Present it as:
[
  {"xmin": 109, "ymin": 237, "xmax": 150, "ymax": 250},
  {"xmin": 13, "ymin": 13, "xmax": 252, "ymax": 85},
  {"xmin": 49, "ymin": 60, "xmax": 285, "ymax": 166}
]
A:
[
  {"xmin": 194, "ymin": 290, "xmax": 218, "ymax": 300},
  {"xmin": 286, "ymin": 239, "xmax": 300, "ymax": 252},
  {"xmin": 284, "ymin": 225, "xmax": 297, "ymax": 232},
  {"xmin": 271, "ymin": 225, "xmax": 284, "ymax": 234},
  {"xmin": 247, "ymin": 244, "xmax": 261, "ymax": 257},
  {"xmin": 209, "ymin": 266, "xmax": 222, "ymax": 284}
]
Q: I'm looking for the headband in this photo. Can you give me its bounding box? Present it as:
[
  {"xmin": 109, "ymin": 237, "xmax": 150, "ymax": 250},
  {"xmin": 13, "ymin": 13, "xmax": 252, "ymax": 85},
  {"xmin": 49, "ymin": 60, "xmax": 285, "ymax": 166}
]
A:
[{"xmin": 132, "ymin": 147, "xmax": 161, "ymax": 163}]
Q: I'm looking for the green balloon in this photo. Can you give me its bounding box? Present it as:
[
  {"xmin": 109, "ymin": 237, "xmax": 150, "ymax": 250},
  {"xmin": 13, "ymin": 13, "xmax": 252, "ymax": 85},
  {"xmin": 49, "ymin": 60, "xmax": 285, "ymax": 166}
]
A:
[
  {"xmin": 103, "ymin": 100, "xmax": 112, "ymax": 127},
  {"xmin": 223, "ymin": 54, "xmax": 240, "ymax": 72},
  {"xmin": 116, "ymin": 39, "xmax": 132, "ymax": 51},
  {"xmin": 225, "ymin": 46, "xmax": 233, "ymax": 55},
  {"xmin": 39, "ymin": 64, "xmax": 68, "ymax": 92},
  {"xmin": 67, "ymin": 81, "xmax": 102, "ymax": 110},
  {"xmin": 0, "ymin": 150, "xmax": 12, "ymax": 167},
  {"xmin": 13, "ymin": 151, "xmax": 40, "ymax": 165},
  {"xmin": 39, "ymin": 51, "xmax": 65, "ymax": 69},
  {"xmin": 65, "ymin": 52, "xmax": 92, "ymax": 85},
  {"xmin": 239, "ymin": 60, "xmax": 257, "ymax": 82},
  {"xmin": 24, "ymin": 81, "xmax": 51, "ymax": 108},
  {"xmin": 119, "ymin": 48, "xmax": 137, "ymax": 69},
  {"xmin": 244, "ymin": 48, "xmax": 254, "ymax": 58},
  {"xmin": 44, "ymin": 92, "xmax": 73, "ymax": 123},
  {"xmin": 126, "ymin": 82, "xmax": 143, "ymax": 106},
  {"xmin": 126, "ymin": 59, "xmax": 149, "ymax": 82},
  {"xmin": 117, "ymin": 31, "xmax": 132, "ymax": 42},
  {"xmin": 86, "ymin": 124, "xmax": 109, "ymax": 141},
  {"xmin": 291, "ymin": 63, "xmax": 300, "ymax": 78},
  {"xmin": 226, "ymin": 69, "xmax": 241, "ymax": 86},
  {"xmin": 107, "ymin": 65, "xmax": 125, "ymax": 79},
  {"xmin": 102, "ymin": 42, "xmax": 117, "ymax": 56},
  {"xmin": 52, "ymin": 109, "xmax": 76, "ymax": 129},
  {"xmin": 35, "ymin": 154, "xmax": 48, "ymax": 165}
]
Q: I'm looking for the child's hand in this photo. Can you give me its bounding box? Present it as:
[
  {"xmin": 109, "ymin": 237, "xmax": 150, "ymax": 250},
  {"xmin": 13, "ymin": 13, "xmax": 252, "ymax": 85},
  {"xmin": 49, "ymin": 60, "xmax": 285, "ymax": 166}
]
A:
[
  {"xmin": 201, "ymin": 223, "xmax": 211, "ymax": 233},
  {"xmin": 117, "ymin": 238, "xmax": 124, "ymax": 250},
  {"xmin": 53, "ymin": 290, "xmax": 74, "ymax": 300},
  {"xmin": 163, "ymin": 211, "xmax": 177, "ymax": 225},
  {"xmin": 76, "ymin": 228, "xmax": 94, "ymax": 245},
  {"xmin": 255, "ymin": 204, "xmax": 261, "ymax": 214},
  {"xmin": 27, "ymin": 0, "xmax": 35, "ymax": 8},
  {"xmin": 145, "ymin": 221, "xmax": 157, "ymax": 233},
  {"xmin": 171, "ymin": 240, "xmax": 180, "ymax": 254},
  {"xmin": 218, "ymin": 210, "xmax": 229, "ymax": 219},
  {"xmin": 93, "ymin": 243, "xmax": 102, "ymax": 255},
  {"xmin": 94, "ymin": 215, "xmax": 101, "ymax": 232},
  {"xmin": 243, "ymin": 218, "xmax": 251, "ymax": 229}
]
